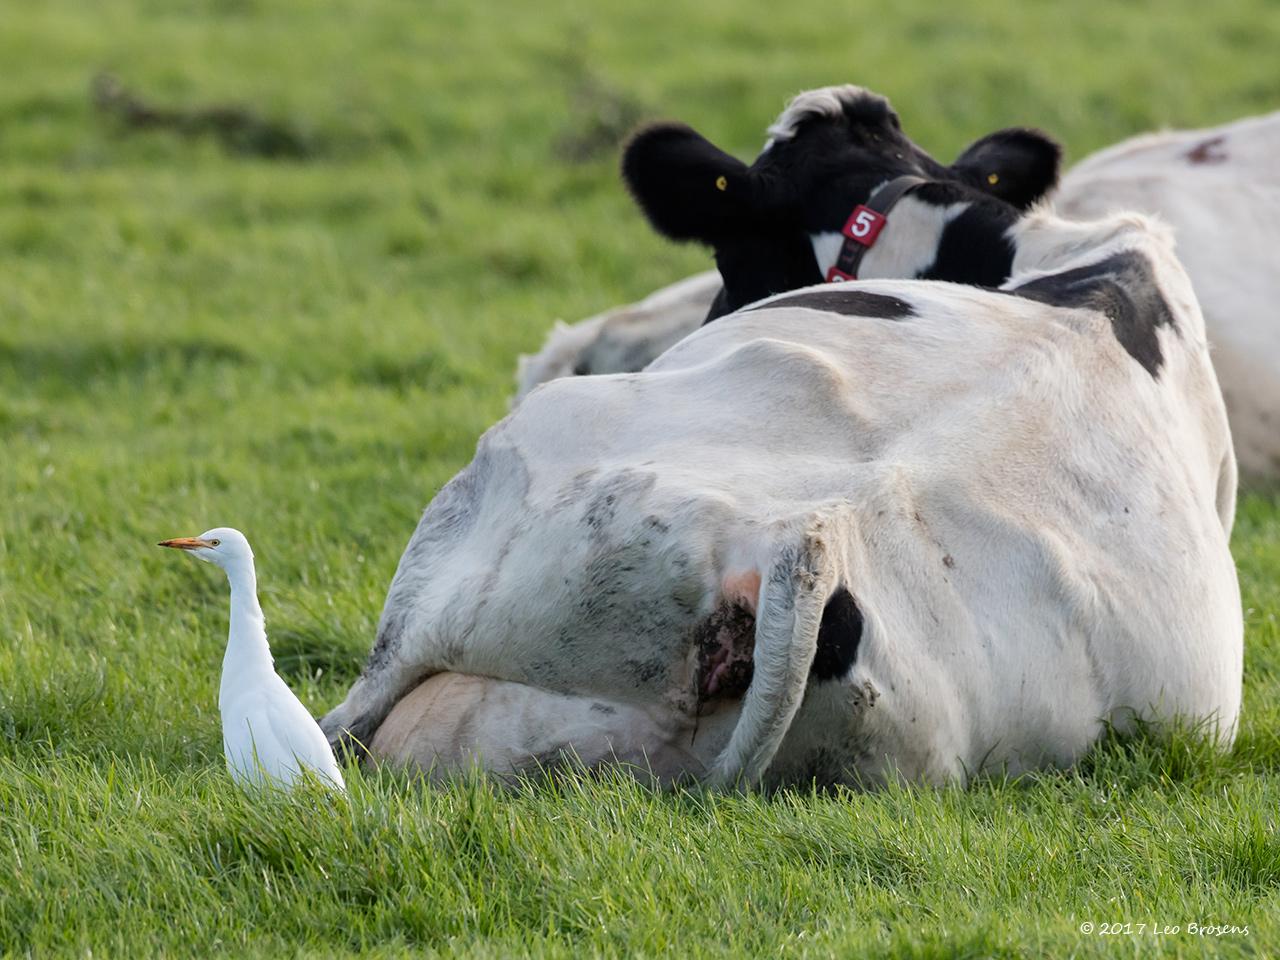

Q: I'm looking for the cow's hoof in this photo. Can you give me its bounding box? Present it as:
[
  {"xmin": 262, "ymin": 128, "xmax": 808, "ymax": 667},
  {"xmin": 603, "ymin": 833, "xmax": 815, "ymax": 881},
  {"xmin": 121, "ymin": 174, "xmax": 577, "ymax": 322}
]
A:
[{"xmin": 320, "ymin": 713, "xmax": 375, "ymax": 763}]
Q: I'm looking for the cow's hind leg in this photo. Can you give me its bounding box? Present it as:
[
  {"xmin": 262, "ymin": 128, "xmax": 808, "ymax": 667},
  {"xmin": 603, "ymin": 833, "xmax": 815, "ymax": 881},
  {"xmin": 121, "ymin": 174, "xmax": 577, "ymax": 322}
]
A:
[{"xmin": 320, "ymin": 641, "xmax": 429, "ymax": 757}]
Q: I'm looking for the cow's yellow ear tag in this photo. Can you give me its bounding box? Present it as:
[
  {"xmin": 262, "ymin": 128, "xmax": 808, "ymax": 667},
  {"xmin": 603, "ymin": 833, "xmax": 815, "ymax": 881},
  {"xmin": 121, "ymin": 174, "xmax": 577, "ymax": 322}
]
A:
[{"xmin": 715, "ymin": 175, "xmax": 728, "ymax": 192}]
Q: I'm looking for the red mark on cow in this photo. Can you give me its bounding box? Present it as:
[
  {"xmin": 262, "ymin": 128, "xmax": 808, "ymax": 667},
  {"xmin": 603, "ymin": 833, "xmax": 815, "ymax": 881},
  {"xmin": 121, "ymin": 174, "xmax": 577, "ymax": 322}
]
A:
[{"xmin": 1185, "ymin": 136, "xmax": 1228, "ymax": 165}]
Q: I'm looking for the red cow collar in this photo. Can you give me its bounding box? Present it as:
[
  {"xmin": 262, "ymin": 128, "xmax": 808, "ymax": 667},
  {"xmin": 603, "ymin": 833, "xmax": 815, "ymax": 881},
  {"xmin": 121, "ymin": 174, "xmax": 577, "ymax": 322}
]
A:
[{"xmin": 825, "ymin": 175, "xmax": 929, "ymax": 282}]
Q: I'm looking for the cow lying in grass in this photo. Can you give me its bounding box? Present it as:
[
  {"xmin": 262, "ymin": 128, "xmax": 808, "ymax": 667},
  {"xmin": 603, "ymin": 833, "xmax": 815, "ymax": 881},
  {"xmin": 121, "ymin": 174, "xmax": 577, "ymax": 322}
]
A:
[
  {"xmin": 515, "ymin": 271, "xmax": 723, "ymax": 404},
  {"xmin": 323, "ymin": 196, "xmax": 1242, "ymax": 789},
  {"xmin": 518, "ymin": 88, "xmax": 1280, "ymax": 481}
]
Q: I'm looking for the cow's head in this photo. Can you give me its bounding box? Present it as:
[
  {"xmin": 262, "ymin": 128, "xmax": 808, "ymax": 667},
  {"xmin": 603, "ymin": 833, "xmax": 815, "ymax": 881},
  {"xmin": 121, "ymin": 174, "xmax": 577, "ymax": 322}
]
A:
[{"xmin": 622, "ymin": 86, "xmax": 1062, "ymax": 318}]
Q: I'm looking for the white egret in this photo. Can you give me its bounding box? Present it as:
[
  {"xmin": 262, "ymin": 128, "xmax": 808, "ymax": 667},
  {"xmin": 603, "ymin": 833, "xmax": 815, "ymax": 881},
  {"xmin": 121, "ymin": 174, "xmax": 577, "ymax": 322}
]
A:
[{"xmin": 159, "ymin": 527, "xmax": 345, "ymax": 792}]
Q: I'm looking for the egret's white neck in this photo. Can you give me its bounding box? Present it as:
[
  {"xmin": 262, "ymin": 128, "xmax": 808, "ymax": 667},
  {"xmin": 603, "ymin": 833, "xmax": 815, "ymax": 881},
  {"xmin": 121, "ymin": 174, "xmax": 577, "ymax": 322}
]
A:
[{"xmin": 221, "ymin": 557, "xmax": 273, "ymax": 686}]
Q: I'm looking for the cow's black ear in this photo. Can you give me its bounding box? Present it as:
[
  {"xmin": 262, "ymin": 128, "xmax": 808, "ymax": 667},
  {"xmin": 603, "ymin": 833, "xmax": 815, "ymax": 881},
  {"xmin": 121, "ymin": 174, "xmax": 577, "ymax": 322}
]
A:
[
  {"xmin": 951, "ymin": 127, "xmax": 1062, "ymax": 209},
  {"xmin": 622, "ymin": 123, "xmax": 754, "ymax": 244}
]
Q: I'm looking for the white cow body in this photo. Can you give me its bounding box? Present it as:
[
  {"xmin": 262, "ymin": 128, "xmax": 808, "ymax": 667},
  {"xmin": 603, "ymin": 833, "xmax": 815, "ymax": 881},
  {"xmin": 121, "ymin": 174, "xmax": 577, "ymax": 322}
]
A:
[
  {"xmin": 1054, "ymin": 110, "xmax": 1280, "ymax": 479},
  {"xmin": 328, "ymin": 209, "xmax": 1241, "ymax": 789},
  {"xmin": 516, "ymin": 109, "xmax": 1280, "ymax": 481}
]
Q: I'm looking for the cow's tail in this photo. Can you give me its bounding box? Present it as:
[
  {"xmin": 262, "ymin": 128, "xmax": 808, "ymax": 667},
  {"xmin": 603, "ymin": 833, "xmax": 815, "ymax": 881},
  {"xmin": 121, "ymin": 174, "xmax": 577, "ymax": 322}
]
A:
[{"xmin": 706, "ymin": 516, "xmax": 840, "ymax": 790}]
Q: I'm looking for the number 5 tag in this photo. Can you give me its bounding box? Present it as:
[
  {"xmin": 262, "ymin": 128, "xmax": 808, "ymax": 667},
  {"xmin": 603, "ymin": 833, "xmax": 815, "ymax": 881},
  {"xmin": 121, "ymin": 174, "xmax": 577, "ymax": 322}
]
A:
[{"xmin": 842, "ymin": 206, "xmax": 887, "ymax": 246}]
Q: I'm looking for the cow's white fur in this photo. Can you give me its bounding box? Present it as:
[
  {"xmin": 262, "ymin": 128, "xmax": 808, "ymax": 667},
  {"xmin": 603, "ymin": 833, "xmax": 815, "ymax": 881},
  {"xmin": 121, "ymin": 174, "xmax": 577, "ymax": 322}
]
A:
[
  {"xmin": 516, "ymin": 107, "xmax": 1280, "ymax": 480},
  {"xmin": 764, "ymin": 84, "xmax": 878, "ymax": 148},
  {"xmin": 330, "ymin": 208, "xmax": 1241, "ymax": 789}
]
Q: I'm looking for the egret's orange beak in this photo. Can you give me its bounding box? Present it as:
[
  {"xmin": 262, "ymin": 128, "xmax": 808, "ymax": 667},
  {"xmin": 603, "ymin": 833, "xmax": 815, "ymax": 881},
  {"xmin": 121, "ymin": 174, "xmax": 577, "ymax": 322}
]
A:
[{"xmin": 158, "ymin": 537, "xmax": 214, "ymax": 550}]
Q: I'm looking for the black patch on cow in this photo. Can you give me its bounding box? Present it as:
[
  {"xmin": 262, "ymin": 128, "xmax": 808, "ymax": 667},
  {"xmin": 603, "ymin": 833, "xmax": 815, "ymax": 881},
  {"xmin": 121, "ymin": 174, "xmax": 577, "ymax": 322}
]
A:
[
  {"xmin": 922, "ymin": 194, "xmax": 1019, "ymax": 288},
  {"xmin": 1009, "ymin": 250, "xmax": 1176, "ymax": 377},
  {"xmin": 706, "ymin": 229, "xmax": 823, "ymax": 320},
  {"xmin": 1186, "ymin": 136, "xmax": 1228, "ymax": 165},
  {"xmin": 580, "ymin": 469, "xmax": 658, "ymax": 537},
  {"xmin": 626, "ymin": 657, "xmax": 667, "ymax": 684},
  {"xmin": 811, "ymin": 586, "xmax": 863, "ymax": 681},
  {"xmin": 643, "ymin": 514, "xmax": 671, "ymax": 534},
  {"xmin": 744, "ymin": 289, "xmax": 914, "ymax": 320},
  {"xmin": 704, "ymin": 285, "xmax": 733, "ymax": 323}
]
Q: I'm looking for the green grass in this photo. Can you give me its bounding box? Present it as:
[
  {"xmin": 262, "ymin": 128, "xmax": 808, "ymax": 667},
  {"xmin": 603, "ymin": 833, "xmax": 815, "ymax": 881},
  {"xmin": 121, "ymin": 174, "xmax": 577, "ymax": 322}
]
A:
[{"xmin": 2, "ymin": 0, "xmax": 1279, "ymax": 955}]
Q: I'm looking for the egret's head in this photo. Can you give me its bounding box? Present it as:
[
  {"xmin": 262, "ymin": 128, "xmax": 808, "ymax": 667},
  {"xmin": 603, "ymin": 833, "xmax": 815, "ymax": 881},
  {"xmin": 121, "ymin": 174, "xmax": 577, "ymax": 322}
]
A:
[{"xmin": 158, "ymin": 526, "xmax": 253, "ymax": 569}]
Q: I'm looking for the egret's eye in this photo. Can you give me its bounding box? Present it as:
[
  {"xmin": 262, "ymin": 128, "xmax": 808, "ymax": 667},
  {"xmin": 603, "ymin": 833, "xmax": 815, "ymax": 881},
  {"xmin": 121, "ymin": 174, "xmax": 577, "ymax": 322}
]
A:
[{"xmin": 210, "ymin": 539, "xmax": 221, "ymax": 546}]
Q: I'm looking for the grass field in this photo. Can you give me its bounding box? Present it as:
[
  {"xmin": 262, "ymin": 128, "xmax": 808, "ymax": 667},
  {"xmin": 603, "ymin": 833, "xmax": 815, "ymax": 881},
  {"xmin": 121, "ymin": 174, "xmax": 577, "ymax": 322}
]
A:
[{"xmin": 3, "ymin": 0, "xmax": 1280, "ymax": 955}]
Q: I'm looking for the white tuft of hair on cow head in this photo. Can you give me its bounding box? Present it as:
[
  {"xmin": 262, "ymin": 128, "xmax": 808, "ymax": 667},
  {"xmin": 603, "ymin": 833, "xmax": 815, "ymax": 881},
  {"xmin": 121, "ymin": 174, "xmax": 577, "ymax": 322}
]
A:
[{"xmin": 763, "ymin": 84, "xmax": 884, "ymax": 150}]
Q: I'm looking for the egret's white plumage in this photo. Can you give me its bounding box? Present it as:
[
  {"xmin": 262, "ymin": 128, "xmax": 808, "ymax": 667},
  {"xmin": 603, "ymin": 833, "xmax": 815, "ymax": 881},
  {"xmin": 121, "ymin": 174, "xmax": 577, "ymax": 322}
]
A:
[{"xmin": 160, "ymin": 527, "xmax": 345, "ymax": 792}]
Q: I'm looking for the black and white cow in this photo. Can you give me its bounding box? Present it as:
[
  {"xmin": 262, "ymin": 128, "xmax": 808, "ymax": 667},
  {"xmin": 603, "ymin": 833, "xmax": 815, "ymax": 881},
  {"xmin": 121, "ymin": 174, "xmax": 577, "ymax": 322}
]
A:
[
  {"xmin": 514, "ymin": 85, "xmax": 1058, "ymax": 402},
  {"xmin": 624, "ymin": 86, "xmax": 1061, "ymax": 318},
  {"xmin": 517, "ymin": 89, "xmax": 1280, "ymax": 480},
  {"xmin": 324, "ymin": 195, "xmax": 1241, "ymax": 789}
]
